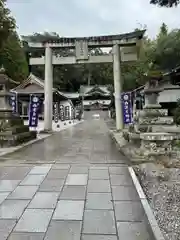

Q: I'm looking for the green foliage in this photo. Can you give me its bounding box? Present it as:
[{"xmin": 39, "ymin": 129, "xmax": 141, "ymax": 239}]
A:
[
  {"xmin": 173, "ymin": 99, "xmax": 180, "ymax": 125},
  {"xmin": 159, "ymin": 23, "xmax": 168, "ymax": 36},
  {"xmin": 0, "ymin": 32, "xmax": 29, "ymax": 82},
  {"xmin": 0, "ymin": 1, "xmax": 28, "ymax": 84},
  {"xmin": 0, "ymin": 0, "xmax": 15, "ymax": 50},
  {"xmin": 150, "ymin": 0, "xmax": 180, "ymax": 7},
  {"xmin": 154, "ymin": 29, "xmax": 180, "ymax": 71}
]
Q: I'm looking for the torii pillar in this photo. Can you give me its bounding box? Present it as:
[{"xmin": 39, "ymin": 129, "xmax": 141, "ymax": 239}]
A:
[
  {"xmin": 44, "ymin": 46, "xmax": 53, "ymax": 131},
  {"xmin": 113, "ymin": 44, "xmax": 124, "ymax": 130}
]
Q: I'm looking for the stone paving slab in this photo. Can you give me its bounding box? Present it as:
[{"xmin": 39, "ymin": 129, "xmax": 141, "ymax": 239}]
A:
[
  {"xmin": 7, "ymin": 186, "xmax": 38, "ymax": 200},
  {"xmin": 20, "ymin": 175, "xmax": 46, "ymax": 186},
  {"xmin": 53, "ymin": 200, "xmax": 84, "ymax": 220},
  {"xmin": 14, "ymin": 209, "xmax": 53, "ymax": 232},
  {"xmin": 88, "ymin": 180, "xmax": 111, "ymax": 192},
  {"xmin": 114, "ymin": 201, "xmax": 145, "ymax": 221},
  {"xmin": 29, "ymin": 165, "xmax": 52, "ymax": 175},
  {"xmin": 117, "ymin": 222, "xmax": 151, "ymax": 239},
  {"xmin": 89, "ymin": 169, "xmax": 109, "ymax": 179},
  {"xmin": 86, "ymin": 193, "xmax": 113, "ymax": 210},
  {"xmin": 69, "ymin": 166, "xmax": 89, "ymax": 174},
  {"xmin": 44, "ymin": 220, "xmax": 82, "ymax": 240},
  {"xmin": 112, "ymin": 186, "xmax": 140, "ymax": 201},
  {"xmin": 83, "ymin": 210, "xmax": 116, "ymax": 234},
  {"xmin": 0, "ymin": 192, "xmax": 10, "ymax": 204},
  {"xmin": 59, "ymin": 185, "xmax": 86, "ymax": 200},
  {"xmin": 46, "ymin": 169, "xmax": 69, "ymax": 179},
  {"xmin": 0, "ymin": 199, "xmax": 29, "ymax": 219},
  {"xmin": 0, "ymin": 167, "xmax": 31, "ymax": 180},
  {"xmin": 0, "ymin": 119, "xmax": 152, "ymax": 239},
  {"xmin": 28, "ymin": 192, "xmax": 59, "ymax": 209},
  {"xmin": 38, "ymin": 179, "xmax": 64, "ymax": 192},
  {"xmin": 52, "ymin": 164, "xmax": 70, "ymax": 170},
  {"xmin": 65, "ymin": 174, "xmax": 88, "ymax": 186},
  {"xmin": 8, "ymin": 233, "xmax": 45, "ymax": 240},
  {"xmin": 81, "ymin": 236, "xmax": 118, "ymax": 240},
  {"xmin": 110, "ymin": 174, "xmax": 133, "ymax": 186},
  {"xmin": 0, "ymin": 219, "xmax": 16, "ymax": 240},
  {"xmin": 0, "ymin": 180, "xmax": 20, "ymax": 192}
]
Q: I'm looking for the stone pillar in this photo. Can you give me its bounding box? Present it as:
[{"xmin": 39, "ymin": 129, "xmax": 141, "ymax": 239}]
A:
[
  {"xmin": 44, "ymin": 46, "xmax": 53, "ymax": 131},
  {"xmin": 113, "ymin": 44, "xmax": 123, "ymax": 130}
]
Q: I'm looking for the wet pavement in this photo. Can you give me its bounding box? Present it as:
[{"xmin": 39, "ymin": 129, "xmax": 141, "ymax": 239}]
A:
[{"xmin": 0, "ymin": 118, "xmax": 151, "ymax": 239}]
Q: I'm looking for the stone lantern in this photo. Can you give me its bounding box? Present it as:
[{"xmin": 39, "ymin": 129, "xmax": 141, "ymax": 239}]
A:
[
  {"xmin": 0, "ymin": 66, "xmax": 17, "ymax": 113},
  {"xmin": 127, "ymin": 66, "xmax": 180, "ymax": 162},
  {"xmin": 0, "ymin": 67, "xmax": 36, "ymax": 147}
]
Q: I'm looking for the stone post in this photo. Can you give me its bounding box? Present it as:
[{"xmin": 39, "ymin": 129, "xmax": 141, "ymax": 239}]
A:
[
  {"xmin": 44, "ymin": 46, "xmax": 53, "ymax": 131},
  {"xmin": 113, "ymin": 44, "xmax": 123, "ymax": 130}
]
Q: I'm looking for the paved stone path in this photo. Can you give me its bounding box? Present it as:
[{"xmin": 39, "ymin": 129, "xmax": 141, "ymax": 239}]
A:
[{"xmin": 0, "ymin": 119, "xmax": 151, "ymax": 239}]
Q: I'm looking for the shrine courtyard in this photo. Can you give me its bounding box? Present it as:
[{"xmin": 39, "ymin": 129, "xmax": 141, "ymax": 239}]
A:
[{"xmin": 0, "ymin": 118, "xmax": 151, "ymax": 239}]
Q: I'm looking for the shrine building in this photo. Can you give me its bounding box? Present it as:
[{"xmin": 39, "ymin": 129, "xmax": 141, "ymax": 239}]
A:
[{"xmin": 79, "ymin": 85, "xmax": 111, "ymax": 111}]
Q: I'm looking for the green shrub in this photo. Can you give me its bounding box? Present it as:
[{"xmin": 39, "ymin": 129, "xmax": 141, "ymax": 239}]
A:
[{"xmin": 173, "ymin": 99, "xmax": 180, "ymax": 125}]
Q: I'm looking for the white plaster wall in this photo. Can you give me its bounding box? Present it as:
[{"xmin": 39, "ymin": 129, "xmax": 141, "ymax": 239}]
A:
[{"xmin": 24, "ymin": 119, "xmax": 80, "ymax": 132}]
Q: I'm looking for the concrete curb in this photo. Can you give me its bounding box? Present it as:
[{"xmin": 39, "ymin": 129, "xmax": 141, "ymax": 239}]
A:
[
  {"xmin": 128, "ymin": 167, "xmax": 165, "ymax": 240},
  {"xmin": 0, "ymin": 134, "xmax": 52, "ymax": 158},
  {"xmin": 108, "ymin": 130, "xmax": 129, "ymax": 159}
]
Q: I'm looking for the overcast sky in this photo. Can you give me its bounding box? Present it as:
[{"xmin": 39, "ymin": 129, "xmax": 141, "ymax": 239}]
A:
[{"xmin": 7, "ymin": 0, "xmax": 180, "ymax": 39}]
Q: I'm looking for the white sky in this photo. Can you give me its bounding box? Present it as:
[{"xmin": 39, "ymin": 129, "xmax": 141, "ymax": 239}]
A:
[{"xmin": 7, "ymin": 0, "xmax": 180, "ymax": 39}]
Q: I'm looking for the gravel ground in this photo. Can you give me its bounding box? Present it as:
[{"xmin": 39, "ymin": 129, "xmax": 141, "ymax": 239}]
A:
[{"xmin": 135, "ymin": 163, "xmax": 180, "ymax": 240}]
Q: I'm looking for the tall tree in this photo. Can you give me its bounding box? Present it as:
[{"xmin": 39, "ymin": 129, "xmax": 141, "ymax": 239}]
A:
[
  {"xmin": 150, "ymin": 0, "xmax": 179, "ymax": 7},
  {"xmin": 0, "ymin": 32, "xmax": 29, "ymax": 82},
  {"xmin": 153, "ymin": 29, "xmax": 180, "ymax": 71},
  {"xmin": 0, "ymin": 0, "xmax": 15, "ymax": 50},
  {"xmin": 157, "ymin": 23, "xmax": 168, "ymax": 40}
]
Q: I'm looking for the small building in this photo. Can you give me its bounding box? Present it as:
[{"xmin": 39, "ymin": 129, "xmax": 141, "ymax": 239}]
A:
[
  {"xmin": 79, "ymin": 85, "xmax": 111, "ymax": 111},
  {"xmin": 10, "ymin": 73, "xmax": 71, "ymax": 120}
]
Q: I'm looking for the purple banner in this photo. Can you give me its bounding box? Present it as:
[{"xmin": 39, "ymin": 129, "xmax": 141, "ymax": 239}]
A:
[
  {"xmin": 28, "ymin": 95, "xmax": 40, "ymax": 127},
  {"xmin": 122, "ymin": 92, "xmax": 132, "ymax": 124}
]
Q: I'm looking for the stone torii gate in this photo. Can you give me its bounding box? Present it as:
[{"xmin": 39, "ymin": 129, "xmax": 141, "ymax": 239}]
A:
[{"xmin": 24, "ymin": 30, "xmax": 145, "ymax": 131}]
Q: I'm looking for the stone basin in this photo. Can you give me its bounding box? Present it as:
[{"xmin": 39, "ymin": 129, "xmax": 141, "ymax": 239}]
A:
[
  {"xmin": 139, "ymin": 117, "xmax": 174, "ymax": 125},
  {"xmin": 140, "ymin": 132, "xmax": 174, "ymax": 141}
]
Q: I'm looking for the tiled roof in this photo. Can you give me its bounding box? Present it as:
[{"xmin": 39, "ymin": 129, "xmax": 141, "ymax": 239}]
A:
[
  {"xmin": 62, "ymin": 92, "xmax": 80, "ymax": 99},
  {"xmin": 80, "ymin": 85, "xmax": 110, "ymax": 95},
  {"xmin": 11, "ymin": 73, "xmax": 67, "ymax": 98}
]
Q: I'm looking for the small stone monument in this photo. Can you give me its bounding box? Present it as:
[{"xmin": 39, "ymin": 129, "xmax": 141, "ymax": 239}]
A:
[{"xmin": 0, "ymin": 67, "xmax": 36, "ymax": 147}]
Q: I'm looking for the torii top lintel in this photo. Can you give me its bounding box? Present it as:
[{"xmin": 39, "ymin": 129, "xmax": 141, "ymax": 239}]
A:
[{"xmin": 23, "ymin": 30, "xmax": 146, "ymax": 48}]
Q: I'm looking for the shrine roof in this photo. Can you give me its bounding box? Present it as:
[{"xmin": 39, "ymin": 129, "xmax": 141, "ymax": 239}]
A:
[
  {"xmin": 62, "ymin": 92, "xmax": 80, "ymax": 99},
  {"xmin": 22, "ymin": 30, "xmax": 145, "ymax": 44},
  {"xmin": 11, "ymin": 73, "xmax": 67, "ymax": 98},
  {"xmin": 79, "ymin": 85, "xmax": 110, "ymax": 96}
]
